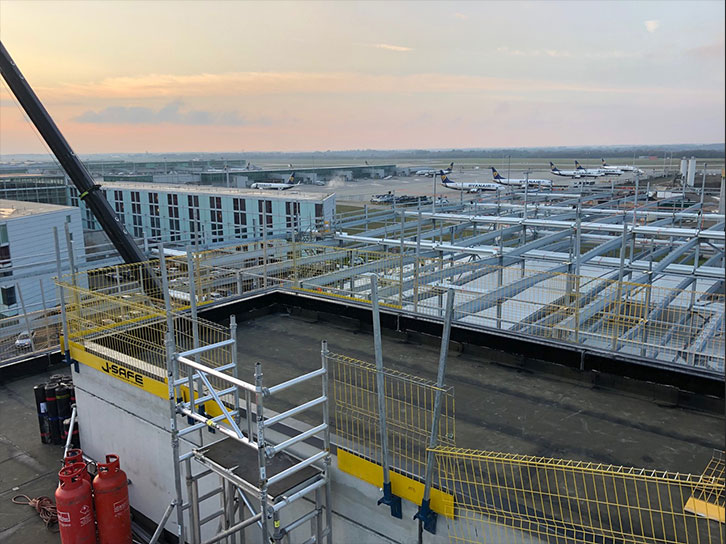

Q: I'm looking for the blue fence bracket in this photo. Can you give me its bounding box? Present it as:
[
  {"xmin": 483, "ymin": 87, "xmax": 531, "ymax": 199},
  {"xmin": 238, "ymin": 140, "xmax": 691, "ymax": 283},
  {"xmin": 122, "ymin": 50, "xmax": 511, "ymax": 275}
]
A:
[
  {"xmin": 414, "ymin": 498, "xmax": 437, "ymax": 534},
  {"xmin": 377, "ymin": 482, "xmax": 402, "ymax": 519}
]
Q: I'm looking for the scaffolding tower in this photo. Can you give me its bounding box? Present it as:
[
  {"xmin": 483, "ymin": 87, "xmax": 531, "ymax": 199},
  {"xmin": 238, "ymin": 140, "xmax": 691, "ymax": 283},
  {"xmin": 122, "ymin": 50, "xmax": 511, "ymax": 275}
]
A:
[{"xmin": 163, "ymin": 326, "xmax": 333, "ymax": 544}]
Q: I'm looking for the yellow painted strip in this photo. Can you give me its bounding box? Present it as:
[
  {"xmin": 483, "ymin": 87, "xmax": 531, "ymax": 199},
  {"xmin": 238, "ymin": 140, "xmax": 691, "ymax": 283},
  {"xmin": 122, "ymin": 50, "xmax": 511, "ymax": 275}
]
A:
[
  {"xmin": 684, "ymin": 497, "xmax": 725, "ymax": 523},
  {"xmin": 68, "ymin": 341, "xmax": 231, "ymax": 425},
  {"xmin": 337, "ymin": 449, "xmax": 454, "ymax": 518},
  {"xmin": 293, "ymin": 287, "xmax": 402, "ymax": 310}
]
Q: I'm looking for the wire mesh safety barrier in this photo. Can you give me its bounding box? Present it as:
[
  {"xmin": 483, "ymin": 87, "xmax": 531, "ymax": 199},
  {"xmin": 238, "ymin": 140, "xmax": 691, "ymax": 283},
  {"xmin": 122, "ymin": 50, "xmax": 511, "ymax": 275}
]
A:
[
  {"xmin": 433, "ymin": 447, "xmax": 725, "ymax": 544},
  {"xmin": 59, "ymin": 281, "xmax": 235, "ymax": 391},
  {"xmin": 329, "ymin": 351, "xmax": 455, "ymax": 483}
]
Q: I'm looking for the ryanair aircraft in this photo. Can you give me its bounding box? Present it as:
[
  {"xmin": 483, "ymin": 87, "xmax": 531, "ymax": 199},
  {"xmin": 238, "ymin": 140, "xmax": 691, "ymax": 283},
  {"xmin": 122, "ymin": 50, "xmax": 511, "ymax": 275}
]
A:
[
  {"xmin": 415, "ymin": 162, "xmax": 454, "ymax": 177},
  {"xmin": 440, "ymin": 171, "xmax": 502, "ymax": 192},
  {"xmin": 601, "ymin": 159, "xmax": 642, "ymax": 174},
  {"xmin": 251, "ymin": 172, "xmax": 300, "ymax": 190},
  {"xmin": 550, "ymin": 162, "xmax": 603, "ymax": 179},
  {"xmin": 491, "ymin": 167, "xmax": 552, "ymax": 188}
]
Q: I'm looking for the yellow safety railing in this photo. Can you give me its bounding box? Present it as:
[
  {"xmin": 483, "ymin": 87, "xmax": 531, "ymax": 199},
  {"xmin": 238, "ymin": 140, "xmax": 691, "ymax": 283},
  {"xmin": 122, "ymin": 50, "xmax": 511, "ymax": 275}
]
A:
[
  {"xmin": 330, "ymin": 351, "xmax": 455, "ymax": 482},
  {"xmin": 433, "ymin": 447, "xmax": 725, "ymax": 544}
]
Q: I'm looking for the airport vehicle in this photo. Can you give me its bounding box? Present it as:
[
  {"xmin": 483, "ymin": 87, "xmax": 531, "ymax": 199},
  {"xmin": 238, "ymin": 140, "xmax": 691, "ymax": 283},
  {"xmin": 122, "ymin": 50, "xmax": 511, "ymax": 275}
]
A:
[
  {"xmin": 14, "ymin": 330, "xmax": 35, "ymax": 349},
  {"xmin": 395, "ymin": 195, "xmax": 432, "ymax": 206},
  {"xmin": 371, "ymin": 192, "xmax": 395, "ymax": 203},
  {"xmin": 251, "ymin": 172, "xmax": 299, "ymax": 190},
  {"xmin": 602, "ymin": 159, "xmax": 643, "ymax": 174},
  {"xmin": 491, "ymin": 167, "xmax": 552, "ymax": 188},
  {"xmin": 550, "ymin": 162, "xmax": 604, "ymax": 179},
  {"xmin": 415, "ymin": 162, "xmax": 454, "ymax": 177},
  {"xmin": 441, "ymin": 171, "xmax": 502, "ymax": 192}
]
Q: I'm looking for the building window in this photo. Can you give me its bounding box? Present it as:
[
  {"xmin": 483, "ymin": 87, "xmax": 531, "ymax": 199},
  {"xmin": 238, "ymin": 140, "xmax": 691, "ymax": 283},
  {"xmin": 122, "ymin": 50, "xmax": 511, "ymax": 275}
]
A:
[
  {"xmin": 148, "ymin": 192, "xmax": 161, "ymax": 241},
  {"xmin": 210, "ymin": 196, "xmax": 223, "ymax": 243},
  {"xmin": 285, "ymin": 201, "xmax": 300, "ymax": 231},
  {"xmin": 233, "ymin": 198, "xmax": 247, "ymax": 239},
  {"xmin": 0, "ymin": 224, "xmax": 8, "ymax": 245},
  {"xmin": 315, "ymin": 203, "xmax": 324, "ymax": 229},
  {"xmin": 1, "ymin": 285, "xmax": 16, "ymax": 307},
  {"xmin": 113, "ymin": 190, "xmax": 125, "ymax": 224},
  {"xmin": 167, "ymin": 193, "xmax": 180, "ymax": 241},
  {"xmin": 0, "ymin": 244, "xmax": 10, "ymax": 264},
  {"xmin": 258, "ymin": 200, "xmax": 273, "ymax": 236},
  {"xmin": 188, "ymin": 194, "xmax": 202, "ymax": 243},
  {"xmin": 130, "ymin": 191, "xmax": 143, "ymax": 238}
]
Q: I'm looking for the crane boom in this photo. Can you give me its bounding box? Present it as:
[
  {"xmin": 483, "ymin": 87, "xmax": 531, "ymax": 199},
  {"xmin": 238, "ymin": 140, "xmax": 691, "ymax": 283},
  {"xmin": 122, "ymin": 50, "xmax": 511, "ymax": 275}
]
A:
[{"xmin": 0, "ymin": 41, "xmax": 160, "ymax": 293}]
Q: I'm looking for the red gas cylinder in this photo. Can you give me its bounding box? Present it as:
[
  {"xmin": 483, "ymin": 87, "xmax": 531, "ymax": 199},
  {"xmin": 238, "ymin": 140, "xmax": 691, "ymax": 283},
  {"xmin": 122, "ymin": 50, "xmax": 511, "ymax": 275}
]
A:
[
  {"xmin": 64, "ymin": 450, "xmax": 92, "ymax": 485},
  {"xmin": 55, "ymin": 464, "xmax": 96, "ymax": 544},
  {"xmin": 93, "ymin": 454, "xmax": 131, "ymax": 544}
]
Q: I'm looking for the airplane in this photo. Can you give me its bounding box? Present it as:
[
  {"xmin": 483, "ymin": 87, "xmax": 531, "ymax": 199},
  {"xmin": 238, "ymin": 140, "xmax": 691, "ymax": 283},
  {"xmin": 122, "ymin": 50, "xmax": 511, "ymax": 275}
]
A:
[
  {"xmin": 251, "ymin": 172, "xmax": 300, "ymax": 190},
  {"xmin": 575, "ymin": 160, "xmax": 610, "ymax": 177},
  {"xmin": 550, "ymin": 162, "xmax": 603, "ymax": 178},
  {"xmin": 491, "ymin": 167, "xmax": 552, "ymax": 188},
  {"xmin": 440, "ymin": 171, "xmax": 502, "ymax": 192},
  {"xmin": 415, "ymin": 162, "xmax": 454, "ymax": 177},
  {"xmin": 601, "ymin": 159, "xmax": 643, "ymax": 174}
]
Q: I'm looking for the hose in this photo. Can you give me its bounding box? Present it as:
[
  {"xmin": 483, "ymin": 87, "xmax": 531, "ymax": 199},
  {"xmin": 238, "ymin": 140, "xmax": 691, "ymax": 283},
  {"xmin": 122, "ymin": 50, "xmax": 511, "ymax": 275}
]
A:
[{"xmin": 11, "ymin": 494, "xmax": 58, "ymax": 530}]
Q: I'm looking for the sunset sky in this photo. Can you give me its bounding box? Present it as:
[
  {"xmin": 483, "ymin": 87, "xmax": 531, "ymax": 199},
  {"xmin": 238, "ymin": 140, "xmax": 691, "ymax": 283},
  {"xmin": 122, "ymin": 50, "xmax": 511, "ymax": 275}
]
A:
[{"xmin": 1, "ymin": 0, "xmax": 723, "ymax": 154}]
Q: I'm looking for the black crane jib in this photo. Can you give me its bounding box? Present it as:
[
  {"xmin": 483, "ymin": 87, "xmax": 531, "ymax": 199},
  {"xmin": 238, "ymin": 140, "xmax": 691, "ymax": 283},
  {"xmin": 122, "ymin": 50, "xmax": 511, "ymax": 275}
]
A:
[{"xmin": 0, "ymin": 41, "xmax": 161, "ymax": 295}]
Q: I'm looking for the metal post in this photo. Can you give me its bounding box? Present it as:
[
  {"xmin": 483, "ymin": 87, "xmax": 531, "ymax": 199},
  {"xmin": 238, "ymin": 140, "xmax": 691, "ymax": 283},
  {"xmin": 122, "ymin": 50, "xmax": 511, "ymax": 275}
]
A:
[
  {"xmin": 263, "ymin": 226, "xmax": 268, "ymax": 288},
  {"xmin": 370, "ymin": 276, "xmax": 402, "ymax": 518},
  {"xmin": 166, "ymin": 331, "xmax": 186, "ymax": 544},
  {"xmin": 415, "ymin": 289, "xmax": 455, "ymax": 535},
  {"xmin": 432, "ymin": 173, "xmax": 437, "ymax": 213},
  {"xmin": 320, "ymin": 341, "xmax": 333, "ymax": 544},
  {"xmin": 399, "ymin": 214, "xmax": 404, "ymax": 307},
  {"xmin": 255, "ymin": 363, "xmax": 269, "ymax": 543},
  {"xmin": 573, "ymin": 209, "xmax": 582, "ymax": 343},
  {"xmin": 612, "ymin": 221, "xmax": 628, "ymax": 350},
  {"xmin": 15, "ymin": 282, "xmax": 35, "ymax": 352},
  {"xmin": 230, "ymin": 315, "xmax": 240, "ymax": 426},
  {"xmin": 158, "ymin": 243, "xmax": 174, "ymax": 338},
  {"xmin": 53, "ymin": 227, "xmax": 71, "ymax": 365},
  {"xmin": 188, "ymin": 457, "xmax": 201, "ymax": 544},
  {"xmin": 186, "ymin": 250, "xmax": 200, "ymax": 423},
  {"xmin": 414, "ymin": 211, "xmax": 422, "ymax": 313},
  {"xmin": 39, "ymin": 278, "xmax": 50, "ymax": 352},
  {"xmin": 148, "ymin": 500, "xmax": 176, "ymax": 544}
]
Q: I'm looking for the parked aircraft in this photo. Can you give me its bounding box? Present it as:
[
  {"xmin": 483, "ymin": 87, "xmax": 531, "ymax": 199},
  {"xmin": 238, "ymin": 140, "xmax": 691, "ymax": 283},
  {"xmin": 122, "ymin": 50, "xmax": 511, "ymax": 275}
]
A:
[
  {"xmin": 602, "ymin": 159, "xmax": 643, "ymax": 174},
  {"xmin": 491, "ymin": 167, "xmax": 552, "ymax": 188},
  {"xmin": 416, "ymin": 162, "xmax": 454, "ymax": 177},
  {"xmin": 575, "ymin": 161, "xmax": 610, "ymax": 177},
  {"xmin": 441, "ymin": 171, "xmax": 502, "ymax": 192},
  {"xmin": 251, "ymin": 172, "xmax": 299, "ymax": 190},
  {"xmin": 550, "ymin": 162, "xmax": 603, "ymax": 178}
]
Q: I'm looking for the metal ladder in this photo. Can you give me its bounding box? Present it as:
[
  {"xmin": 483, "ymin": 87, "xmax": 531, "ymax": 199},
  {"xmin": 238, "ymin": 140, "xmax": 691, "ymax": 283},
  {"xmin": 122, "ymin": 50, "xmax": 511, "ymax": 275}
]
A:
[{"xmin": 162, "ymin": 325, "xmax": 333, "ymax": 544}]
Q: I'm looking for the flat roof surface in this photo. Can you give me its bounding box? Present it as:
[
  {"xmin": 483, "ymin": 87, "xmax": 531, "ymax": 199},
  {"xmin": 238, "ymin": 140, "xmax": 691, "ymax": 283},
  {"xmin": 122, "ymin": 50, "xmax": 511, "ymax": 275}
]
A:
[
  {"xmin": 102, "ymin": 182, "xmax": 333, "ymax": 201},
  {"xmin": 0, "ymin": 199, "xmax": 73, "ymax": 219},
  {"xmin": 233, "ymin": 311, "xmax": 723, "ymax": 474}
]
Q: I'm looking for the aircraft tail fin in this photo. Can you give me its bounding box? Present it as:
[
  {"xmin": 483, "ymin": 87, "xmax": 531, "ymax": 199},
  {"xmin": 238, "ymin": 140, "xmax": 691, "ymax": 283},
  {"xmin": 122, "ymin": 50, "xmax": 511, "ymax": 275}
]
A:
[
  {"xmin": 288, "ymin": 172, "xmax": 296, "ymax": 184},
  {"xmin": 440, "ymin": 171, "xmax": 451, "ymax": 184},
  {"xmin": 601, "ymin": 158, "xmax": 608, "ymax": 166},
  {"xmin": 491, "ymin": 167, "xmax": 504, "ymax": 180},
  {"xmin": 550, "ymin": 162, "xmax": 559, "ymax": 172},
  {"xmin": 575, "ymin": 161, "xmax": 585, "ymax": 170}
]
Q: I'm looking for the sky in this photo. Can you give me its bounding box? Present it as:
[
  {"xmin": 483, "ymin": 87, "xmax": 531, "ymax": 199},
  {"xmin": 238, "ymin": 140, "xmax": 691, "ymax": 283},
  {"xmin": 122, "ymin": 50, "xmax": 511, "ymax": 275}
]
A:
[{"xmin": 0, "ymin": 0, "xmax": 724, "ymax": 154}]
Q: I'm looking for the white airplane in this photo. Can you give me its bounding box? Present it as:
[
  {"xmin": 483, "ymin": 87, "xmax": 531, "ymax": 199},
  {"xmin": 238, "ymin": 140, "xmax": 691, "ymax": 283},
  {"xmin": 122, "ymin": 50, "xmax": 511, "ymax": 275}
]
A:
[
  {"xmin": 491, "ymin": 167, "xmax": 552, "ymax": 188},
  {"xmin": 416, "ymin": 162, "xmax": 453, "ymax": 177},
  {"xmin": 550, "ymin": 162, "xmax": 604, "ymax": 179},
  {"xmin": 251, "ymin": 172, "xmax": 299, "ymax": 190},
  {"xmin": 440, "ymin": 171, "xmax": 502, "ymax": 192},
  {"xmin": 601, "ymin": 159, "xmax": 643, "ymax": 174},
  {"xmin": 575, "ymin": 160, "xmax": 611, "ymax": 177}
]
